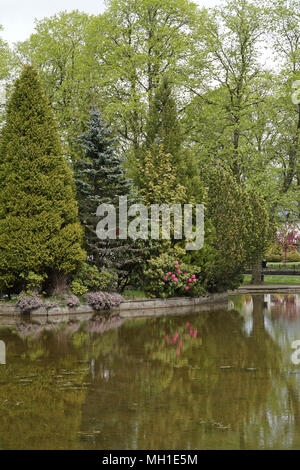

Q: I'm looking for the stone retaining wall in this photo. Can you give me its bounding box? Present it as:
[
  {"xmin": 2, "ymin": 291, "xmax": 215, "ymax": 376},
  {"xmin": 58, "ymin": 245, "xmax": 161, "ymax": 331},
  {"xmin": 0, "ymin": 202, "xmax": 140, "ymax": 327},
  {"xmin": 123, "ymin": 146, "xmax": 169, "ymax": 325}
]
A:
[
  {"xmin": 0, "ymin": 303, "xmax": 95, "ymax": 316},
  {"xmin": 119, "ymin": 293, "xmax": 228, "ymax": 318},
  {"xmin": 229, "ymin": 286, "xmax": 300, "ymax": 295},
  {"xmin": 0, "ymin": 292, "xmax": 228, "ymax": 317}
]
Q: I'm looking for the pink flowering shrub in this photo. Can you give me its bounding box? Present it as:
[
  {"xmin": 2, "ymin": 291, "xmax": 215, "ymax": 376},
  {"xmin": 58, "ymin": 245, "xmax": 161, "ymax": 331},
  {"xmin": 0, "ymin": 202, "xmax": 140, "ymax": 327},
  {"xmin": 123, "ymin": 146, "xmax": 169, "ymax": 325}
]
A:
[
  {"xmin": 65, "ymin": 295, "xmax": 80, "ymax": 308},
  {"xmin": 17, "ymin": 294, "xmax": 79, "ymax": 313},
  {"xmin": 143, "ymin": 253, "xmax": 204, "ymax": 298},
  {"xmin": 83, "ymin": 292, "xmax": 123, "ymax": 311},
  {"xmin": 17, "ymin": 294, "xmax": 43, "ymax": 314},
  {"xmin": 44, "ymin": 300, "xmax": 59, "ymax": 310}
]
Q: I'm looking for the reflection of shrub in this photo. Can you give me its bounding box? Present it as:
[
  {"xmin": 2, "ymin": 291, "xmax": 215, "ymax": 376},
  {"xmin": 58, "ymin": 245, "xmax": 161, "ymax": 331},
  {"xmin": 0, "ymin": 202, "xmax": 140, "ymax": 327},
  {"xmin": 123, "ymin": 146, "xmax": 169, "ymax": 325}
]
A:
[
  {"xmin": 16, "ymin": 294, "xmax": 43, "ymax": 314},
  {"xmin": 71, "ymin": 263, "xmax": 116, "ymax": 295},
  {"xmin": 83, "ymin": 292, "xmax": 123, "ymax": 311},
  {"xmin": 143, "ymin": 253, "xmax": 204, "ymax": 298},
  {"xmin": 73, "ymin": 331, "xmax": 89, "ymax": 348}
]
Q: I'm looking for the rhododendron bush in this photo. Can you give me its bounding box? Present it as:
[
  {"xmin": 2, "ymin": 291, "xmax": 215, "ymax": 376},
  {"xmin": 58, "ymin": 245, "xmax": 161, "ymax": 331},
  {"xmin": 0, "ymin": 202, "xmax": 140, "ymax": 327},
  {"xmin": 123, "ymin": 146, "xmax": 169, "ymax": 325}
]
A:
[
  {"xmin": 71, "ymin": 262, "xmax": 116, "ymax": 296},
  {"xmin": 143, "ymin": 253, "xmax": 204, "ymax": 298},
  {"xmin": 83, "ymin": 292, "xmax": 123, "ymax": 311}
]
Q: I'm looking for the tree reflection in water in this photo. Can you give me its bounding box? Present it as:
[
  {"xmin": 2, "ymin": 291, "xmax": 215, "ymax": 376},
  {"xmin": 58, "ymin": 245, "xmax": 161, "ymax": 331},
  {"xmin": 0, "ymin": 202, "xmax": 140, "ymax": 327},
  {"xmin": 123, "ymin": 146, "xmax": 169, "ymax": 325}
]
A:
[{"xmin": 0, "ymin": 297, "xmax": 300, "ymax": 449}]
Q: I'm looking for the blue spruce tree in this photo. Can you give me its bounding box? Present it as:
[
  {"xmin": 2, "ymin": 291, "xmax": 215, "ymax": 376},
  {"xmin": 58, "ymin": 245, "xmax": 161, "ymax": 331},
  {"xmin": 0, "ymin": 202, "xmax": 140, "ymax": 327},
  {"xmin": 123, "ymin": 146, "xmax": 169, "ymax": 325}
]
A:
[{"xmin": 74, "ymin": 108, "xmax": 142, "ymax": 289}]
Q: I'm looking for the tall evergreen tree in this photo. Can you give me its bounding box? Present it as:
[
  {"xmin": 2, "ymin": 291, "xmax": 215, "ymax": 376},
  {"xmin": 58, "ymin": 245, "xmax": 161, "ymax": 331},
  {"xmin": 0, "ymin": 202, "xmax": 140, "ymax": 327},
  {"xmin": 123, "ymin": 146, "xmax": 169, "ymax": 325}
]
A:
[
  {"xmin": 140, "ymin": 77, "xmax": 203, "ymax": 202},
  {"xmin": 145, "ymin": 77, "xmax": 182, "ymax": 161},
  {"xmin": 74, "ymin": 108, "xmax": 142, "ymax": 288},
  {"xmin": 0, "ymin": 65, "xmax": 85, "ymax": 294},
  {"xmin": 194, "ymin": 165, "xmax": 269, "ymax": 292}
]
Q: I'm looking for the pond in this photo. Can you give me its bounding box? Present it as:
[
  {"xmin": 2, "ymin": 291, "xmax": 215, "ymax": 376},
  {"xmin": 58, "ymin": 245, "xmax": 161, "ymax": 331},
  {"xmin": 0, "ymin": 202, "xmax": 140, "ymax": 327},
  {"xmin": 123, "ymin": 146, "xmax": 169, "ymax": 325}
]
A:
[{"xmin": 0, "ymin": 293, "xmax": 300, "ymax": 450}]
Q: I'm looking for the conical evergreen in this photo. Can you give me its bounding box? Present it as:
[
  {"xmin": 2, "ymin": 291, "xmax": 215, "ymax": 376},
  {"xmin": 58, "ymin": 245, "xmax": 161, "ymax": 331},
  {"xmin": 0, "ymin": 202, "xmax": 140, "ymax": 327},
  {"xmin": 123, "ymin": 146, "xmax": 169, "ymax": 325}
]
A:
[
  {"xmin": 145, "ymin": 77, "xmax": 182, "ymax": 161},
  {"xmin": 74, "ymin": 107, "xmax": 132, "ymax": 217},
  {"xmin": 141, "ymin": 77, "xmax": 203, "ymax": 202},
  {"xmin": 74, "ymin": 108, "xmax": 142, "ymax": 288},
  {"xmin": 0, "ymin": 65, "xmax": 85, "ymax": 293}
]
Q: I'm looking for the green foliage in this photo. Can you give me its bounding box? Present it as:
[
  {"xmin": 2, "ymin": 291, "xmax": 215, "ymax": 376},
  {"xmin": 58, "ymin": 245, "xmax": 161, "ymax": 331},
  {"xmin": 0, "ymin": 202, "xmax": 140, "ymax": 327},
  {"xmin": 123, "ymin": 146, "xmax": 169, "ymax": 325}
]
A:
[
  {"xmin": 3, "ymin": 1, "xmax": 298, "ymax": 295},
  {"xmin": 17, "ymin": 11, "xmax": 93, "ymax": 157},
  {"xmin": 0, "ymin": 27, "xmax": 14, "ymax": 125},
  {"xmin": 143, "ymin": 252, "xmax": 204, "ymax": 298},
  {"xmin": 143, "ymin": 77, "xmax": 183, "ymax": 173},
  {"xmin": 71, "ymin": 281, "xmax": 89, "ymax": 296},
  {"xmin": 286, "ymin": 250, "xmax": 300, "ymax": 262},
  {"xmin": 12, "ymin": 0, "xmax": 300, "ymax": 227},
  {"xmin": 84, "ymin": 0, "xmax": 199, "ymax": 157},
  {"xmin": 138, "ymin": 77, "xmax": 203, "ymax": 203},
  {"xmin": 74, "ymin": 107, "xmax": 132, "ymax": 236},
  {"xmin": 71, "ymin": 262, "xmax": 116, "ymax": 295},
  {"xmin": 244, "ymin": 190, "xmax": 270, "ymax": 267},
  {"xmin": 74, "ymin": 108, "xmax": 143, "ymax": 289},
  {"xmin": 138, "ymin": 161, "xmax": 269, "ymax": 294},
  {"xmin": 0, "ymin": 30, "xmax": 11, "ymax": 78},
  {"xmin": 20, "ymin": 271, "xmax": 47, "ymax": 294},
  {"xmin": 188, "ymin": 0, "xmax": 269, "ymax": 182},
  {"xmin": 265, "ymin": 243, "xmax": 283, "ymax": 262},
  {"xmin": 190, "ymin": 166, "xmax": 270, "ymax": 292},
  {"xmin": 0, "ymin": 65, "xmax": 85, "ymax": 293},
  {"xmin": 202, "ymin": 166, "xmax": 248, "ymax": 291},
  {"xmin": 123, "ymin": 289, "xmax": 147, "ymax": 299},
  {"xmin": 138, "ymin": 146, "xmax": 187, "ymax": 206},
  {"xmin": 265, "ymin": 253, "xmax": 282, "ymax": 262}
]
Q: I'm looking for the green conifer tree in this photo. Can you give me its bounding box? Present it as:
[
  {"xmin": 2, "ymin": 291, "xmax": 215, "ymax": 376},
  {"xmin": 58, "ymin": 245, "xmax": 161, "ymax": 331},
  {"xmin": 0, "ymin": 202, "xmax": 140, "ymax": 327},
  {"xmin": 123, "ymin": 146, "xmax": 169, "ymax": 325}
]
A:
[
  {"xmin": 0, "ymin": 65, "xmax": 85, "ymax": 294},
  {"xmin": 193, "ymin": 165, "xmax": 269, "ymax": 292},
  {"xmin": 145, "ymin": 77, "xmax": 182, "ymax": 161},
  {"xmin": 140, "ymin": 77, "xmax": 203, "ymax": 202},
  {"xmin": 74, "ymin": 108, "xmax": 142, "ymax": 289}
]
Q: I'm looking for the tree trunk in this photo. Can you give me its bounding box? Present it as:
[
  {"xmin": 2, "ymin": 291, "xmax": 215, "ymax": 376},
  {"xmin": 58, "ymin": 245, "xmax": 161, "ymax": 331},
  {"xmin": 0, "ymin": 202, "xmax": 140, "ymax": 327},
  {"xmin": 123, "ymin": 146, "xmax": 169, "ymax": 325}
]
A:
[
  {"xmin": 48, "ymin": 272, "xmax": 69, "ymax": 296},
  {"xmin": 251, "ymin": 262, "xmax": 262, "ymax": 284},
  {"xmin": 252, "ymin": 295, "xmax": 265, "ymax": 333}
]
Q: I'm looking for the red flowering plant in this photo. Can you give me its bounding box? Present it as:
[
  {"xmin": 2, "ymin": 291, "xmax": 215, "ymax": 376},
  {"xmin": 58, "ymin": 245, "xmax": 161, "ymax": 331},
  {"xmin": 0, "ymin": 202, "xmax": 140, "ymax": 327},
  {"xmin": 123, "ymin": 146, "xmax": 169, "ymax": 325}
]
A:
[
  {"xmin": 143, "ymin": 253, "xmax": 204, "ymax": 298},
  {"xmin": 276, "ymin": 226, "xmax": 300, "ymax": 263},
  {"xmin": 165, "ymin": 321, "xmax": 198, "ymax": 358}
]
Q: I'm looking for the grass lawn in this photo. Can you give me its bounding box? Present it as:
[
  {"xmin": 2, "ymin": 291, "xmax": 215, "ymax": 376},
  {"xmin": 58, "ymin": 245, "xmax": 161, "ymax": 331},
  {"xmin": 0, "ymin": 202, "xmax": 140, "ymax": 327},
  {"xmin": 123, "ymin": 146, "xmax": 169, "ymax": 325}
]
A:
[
  {"xmin": 123, "ymin": 289, "xmax": 148, "ymax": 300},
  {"xmin": 266, "ymin": 262, "xmax": 300, "ymax": 269},
  {"xmin": 0, "ymin": 297, "xmax": 18, "ymax": 303},
  {"xmin": 243, "ymin": 274, "xmax": 300, "ymax": 285}
]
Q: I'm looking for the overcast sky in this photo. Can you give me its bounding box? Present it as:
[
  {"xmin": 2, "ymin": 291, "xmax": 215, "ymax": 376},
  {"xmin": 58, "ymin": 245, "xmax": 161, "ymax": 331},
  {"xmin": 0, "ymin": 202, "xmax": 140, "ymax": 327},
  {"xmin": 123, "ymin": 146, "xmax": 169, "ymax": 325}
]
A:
[{"xmin": 1, "ymin": 0, "xmax": 222, "ymax": 45}]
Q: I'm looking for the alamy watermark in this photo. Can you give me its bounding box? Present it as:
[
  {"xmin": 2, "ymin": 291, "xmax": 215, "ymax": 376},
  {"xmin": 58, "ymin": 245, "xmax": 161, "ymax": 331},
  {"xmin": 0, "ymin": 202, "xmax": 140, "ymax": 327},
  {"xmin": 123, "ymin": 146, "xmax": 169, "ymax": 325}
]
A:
[
  {"xmin": 95, "ymin": 196, "xmax": 204, "ymax": 251},
  {"xmin": 291, "ymin": 340, "xmax": 300, "ymax": 365},
  {"xmin": 291, "ymin": 80, "xmax": 300, "ymax": 105},
  {"xmin": 0, "ymin": 340, "xmax": 5, "ymax": 365}
]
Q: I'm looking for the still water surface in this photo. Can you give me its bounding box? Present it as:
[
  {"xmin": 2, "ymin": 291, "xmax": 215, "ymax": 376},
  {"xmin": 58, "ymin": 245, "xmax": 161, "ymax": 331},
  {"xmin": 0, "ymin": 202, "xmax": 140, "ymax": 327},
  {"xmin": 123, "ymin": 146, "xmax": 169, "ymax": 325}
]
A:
[{"xmin": 1, "ymin": 294, "xmax": 300, "ymax": 450}]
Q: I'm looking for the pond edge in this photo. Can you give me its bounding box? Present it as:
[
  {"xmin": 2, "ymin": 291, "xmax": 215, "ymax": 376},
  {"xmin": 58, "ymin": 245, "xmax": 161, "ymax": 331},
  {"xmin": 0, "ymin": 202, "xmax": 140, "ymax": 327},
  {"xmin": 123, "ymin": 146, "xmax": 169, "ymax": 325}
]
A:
[{"xmin": 0, "ymin": 292, "xmax": 228, "ymax": 317}]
